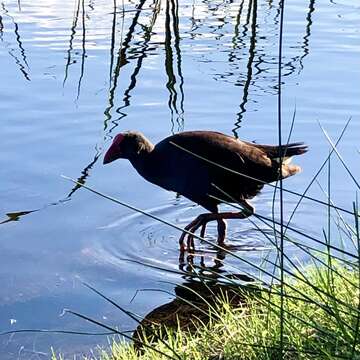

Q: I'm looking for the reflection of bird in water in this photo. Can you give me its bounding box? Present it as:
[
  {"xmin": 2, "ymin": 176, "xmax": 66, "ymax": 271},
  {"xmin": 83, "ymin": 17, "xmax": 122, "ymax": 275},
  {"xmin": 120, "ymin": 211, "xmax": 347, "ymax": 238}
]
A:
[
  {"xmin": 103, "ymin": 131, "xmax": 307, "ymax": 253},
  {"xmin": 181, "ymin": 248, "xmax": 256, "ymax": 285},
  {"xmin": 132, "ymin": 277, "xmax": 258, "ymax": 347},
  {"xmin": 130, "ymin": 247, "xmax": 260, "ymax": 347}
]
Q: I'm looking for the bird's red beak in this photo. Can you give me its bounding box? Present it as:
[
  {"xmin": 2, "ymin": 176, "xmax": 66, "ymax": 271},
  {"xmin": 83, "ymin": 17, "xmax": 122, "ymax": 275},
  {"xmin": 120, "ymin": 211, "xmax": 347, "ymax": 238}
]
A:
[{"xmin": 103, "ymin": 143, "xmax": 121, "ymax": 164}]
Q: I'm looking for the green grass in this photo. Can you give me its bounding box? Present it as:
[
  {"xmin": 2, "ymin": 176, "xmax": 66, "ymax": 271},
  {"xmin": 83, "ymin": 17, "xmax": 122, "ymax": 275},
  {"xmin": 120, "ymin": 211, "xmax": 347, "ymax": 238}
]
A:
[{"xmin": 57, "ymin": 260, "xmax": 358, "ymax": 360}]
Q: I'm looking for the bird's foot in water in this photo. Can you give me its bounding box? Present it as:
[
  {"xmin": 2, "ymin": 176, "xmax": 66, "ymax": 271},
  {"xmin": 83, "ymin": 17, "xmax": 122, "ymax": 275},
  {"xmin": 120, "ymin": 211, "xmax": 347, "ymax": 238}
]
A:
[
  {"xmin": 179, "ymin": 213, "xmax": 220, "ymax": 253},
  {"xmin": 179, "ymin": 206, "xmax": 255, "ymax": 256}
]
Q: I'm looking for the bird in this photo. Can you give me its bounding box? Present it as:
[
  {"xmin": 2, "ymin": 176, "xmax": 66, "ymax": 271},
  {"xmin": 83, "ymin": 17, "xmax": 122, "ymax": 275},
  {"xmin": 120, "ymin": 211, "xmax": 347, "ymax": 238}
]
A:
[{"xmin": 103, "ymin": 131, "xmax": 307, "ymax": 252}]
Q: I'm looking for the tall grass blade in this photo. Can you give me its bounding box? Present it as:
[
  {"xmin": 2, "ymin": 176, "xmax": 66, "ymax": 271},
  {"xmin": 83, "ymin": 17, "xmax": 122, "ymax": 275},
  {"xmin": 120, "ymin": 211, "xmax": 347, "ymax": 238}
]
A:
[
  {"xmin": 82, "ymin": 283, "xmax": 182, "ymax": 359},
  {"xmin": 318, "ymin": 121, "xmax": 360, "ymax": 190},
  {"xmin": 351, "ymin": 200, "xmax": 360, "ymax": 357},
  {"xmin": 286, "ymin": 116, "xmax": 352, "ymax": 230},
  {"xmin": 64, "ymin": 309, "xmax": 178, "ymax": 360}
]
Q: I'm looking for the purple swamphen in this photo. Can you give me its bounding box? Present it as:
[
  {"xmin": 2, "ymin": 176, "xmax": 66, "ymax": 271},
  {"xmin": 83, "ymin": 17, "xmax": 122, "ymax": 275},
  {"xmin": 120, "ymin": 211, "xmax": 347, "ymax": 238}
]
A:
[{"xmin": 103, "ymin": 131, "xmax": 307, "ymax": 251}]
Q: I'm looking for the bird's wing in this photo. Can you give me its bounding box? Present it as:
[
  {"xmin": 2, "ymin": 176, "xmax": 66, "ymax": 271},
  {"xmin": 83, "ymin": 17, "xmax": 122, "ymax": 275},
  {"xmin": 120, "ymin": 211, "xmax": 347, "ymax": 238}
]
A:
[
  {"xmin": 163, "ymin": 131, "xmax": 273, "ymax": 170},
  {"xmin": 151, "ymin": 131, "xmax": 277, "ymax": 204}
]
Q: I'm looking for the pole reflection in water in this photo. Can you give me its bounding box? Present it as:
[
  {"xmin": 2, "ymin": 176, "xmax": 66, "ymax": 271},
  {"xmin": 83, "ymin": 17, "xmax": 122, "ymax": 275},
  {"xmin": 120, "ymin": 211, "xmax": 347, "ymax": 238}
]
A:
[
  {"xmin": 165, "ymin": 0, "xmax": 185, "ymax": 133},
  {"xmin": 0, "ymin": 3, "xmax": 30, "ymax": 81},
  {"xmin": 233, "ymin": 0, "xmax": 257, "ymax": 136},
  {"xmin": 111, "ymin": 0, "xmax": 162, "ymax": 132},
  {"xmin": 62, "ymin": 0, "xmax": 94, "ymax": 97},
  {"xmin": 63, "ymin": 0, "xmax": 81, "ymax": 87},
  {"xmin": 103, "ymin": 0, "xmax": 150, "ymax": 133},
  {"xmin": 298, "ymin": 0, "xmax": 315, "ymax": 72},
  {"xmin": 109, "ymin": 0, "xmax": 118, "ymax": 86},
  {"xmin": 65, "ymin": 0, "xmax": 163, "ymax": 201},
  {"xmin": 66, "ymin": 149, "xmax": 102, "ymax": 198},
  {"xmin": 77, "ymin": 0, "xmax": 87, "ymax": 99}
]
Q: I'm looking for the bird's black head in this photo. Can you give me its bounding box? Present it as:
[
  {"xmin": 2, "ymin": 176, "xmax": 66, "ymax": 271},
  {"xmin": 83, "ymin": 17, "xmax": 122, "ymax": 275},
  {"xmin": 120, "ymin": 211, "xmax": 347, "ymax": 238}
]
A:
[{"xmin": 103, "ymin": 131, "xmax": 153, "ymax": 164}]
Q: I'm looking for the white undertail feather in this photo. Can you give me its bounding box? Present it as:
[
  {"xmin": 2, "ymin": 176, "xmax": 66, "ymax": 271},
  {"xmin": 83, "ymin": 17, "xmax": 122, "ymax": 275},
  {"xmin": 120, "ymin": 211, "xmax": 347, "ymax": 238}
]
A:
[
  {"xmin": 282, "ymin": 163, "xmax": 302, "ymax": 178},
  {"xmin": 272, "ymin": 156, "xmax": 293, "ymax": 165},
  {"xmin": 273, "ymin": 156, "xmax": 302, "ymax": 178}
]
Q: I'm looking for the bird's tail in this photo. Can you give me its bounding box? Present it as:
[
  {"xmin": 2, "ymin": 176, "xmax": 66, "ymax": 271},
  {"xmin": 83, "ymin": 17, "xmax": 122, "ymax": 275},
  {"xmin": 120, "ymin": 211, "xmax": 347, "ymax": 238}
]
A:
[
  {"xmin": 257, "ymin": 142, "xmax": 308, "ymax": 161},
  {"xmin": 255, "ymin": 142, "xmax": 308, "ymax": 178}
]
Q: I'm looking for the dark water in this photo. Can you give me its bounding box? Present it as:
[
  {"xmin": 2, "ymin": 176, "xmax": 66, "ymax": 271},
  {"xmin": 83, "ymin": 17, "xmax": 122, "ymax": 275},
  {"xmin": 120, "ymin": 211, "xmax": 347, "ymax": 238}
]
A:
[{"xmin": 1, "ymin": 0, "xmax": 359, "ymax": 358}]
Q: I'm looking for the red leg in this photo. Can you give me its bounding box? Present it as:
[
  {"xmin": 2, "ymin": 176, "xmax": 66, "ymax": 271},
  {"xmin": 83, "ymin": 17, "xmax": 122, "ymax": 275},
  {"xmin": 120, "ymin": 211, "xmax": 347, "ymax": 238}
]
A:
[
  {"xmin": 217, "ymin": 218, "xmax": 227, "ymax": 245},
  {"xmin": 180, "ymin": 213, "xmax": 215, "ymax": 251},
  {"xmin": 179, "ymin": 200, "xmax": 254, "ymax": 251}
]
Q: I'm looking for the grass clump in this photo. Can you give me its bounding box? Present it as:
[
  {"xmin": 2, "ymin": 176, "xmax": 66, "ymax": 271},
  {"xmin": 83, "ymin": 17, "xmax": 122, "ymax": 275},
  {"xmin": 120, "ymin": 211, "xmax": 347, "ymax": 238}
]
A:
[{"xmin": 76, "ymin": 261, "xmax": 359, "ymax": 360}]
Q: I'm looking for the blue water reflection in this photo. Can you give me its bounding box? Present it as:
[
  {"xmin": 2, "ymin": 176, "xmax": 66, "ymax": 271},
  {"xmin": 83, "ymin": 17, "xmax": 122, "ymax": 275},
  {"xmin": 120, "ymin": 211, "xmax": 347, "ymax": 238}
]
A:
[{"xmin": 0, "ymin": 0, "xmax": 359, "ymax": 357}]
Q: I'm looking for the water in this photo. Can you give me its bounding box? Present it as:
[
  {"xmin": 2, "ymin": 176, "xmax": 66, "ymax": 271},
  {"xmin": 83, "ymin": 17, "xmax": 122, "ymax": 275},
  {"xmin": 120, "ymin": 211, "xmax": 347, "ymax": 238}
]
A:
[{"xmin": 1, "ymin": 0, "xmax": 359, "ymax": 358}]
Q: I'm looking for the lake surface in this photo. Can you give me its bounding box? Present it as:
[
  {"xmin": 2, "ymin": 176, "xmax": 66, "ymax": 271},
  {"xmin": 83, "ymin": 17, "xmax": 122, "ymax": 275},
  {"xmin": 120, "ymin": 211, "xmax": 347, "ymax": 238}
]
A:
[{"xmin": 1, "ymin": 0, "xmax": 359, "ymax": 358}]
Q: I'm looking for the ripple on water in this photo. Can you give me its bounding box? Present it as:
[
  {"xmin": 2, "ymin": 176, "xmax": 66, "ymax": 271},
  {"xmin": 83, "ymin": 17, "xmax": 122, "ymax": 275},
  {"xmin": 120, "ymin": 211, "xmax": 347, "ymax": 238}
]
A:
[{"xmin": 84, "ymin": 190, "xmax": 316, "ymax": 285}]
